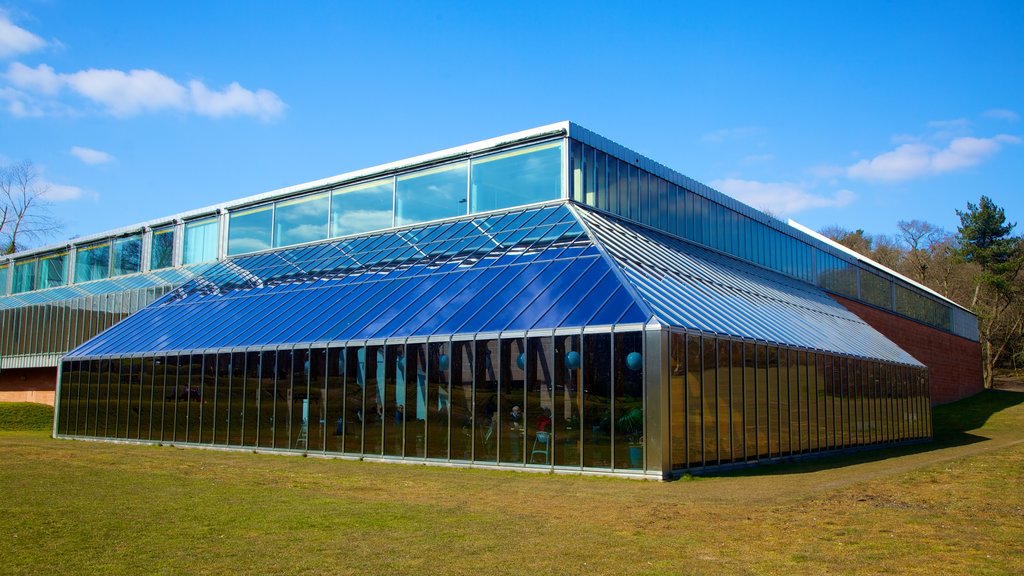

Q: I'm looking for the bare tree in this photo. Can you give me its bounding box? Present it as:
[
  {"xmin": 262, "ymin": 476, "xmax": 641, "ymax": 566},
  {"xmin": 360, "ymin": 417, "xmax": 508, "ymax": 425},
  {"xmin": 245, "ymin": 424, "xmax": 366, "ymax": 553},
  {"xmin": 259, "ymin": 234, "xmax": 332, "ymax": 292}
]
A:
[
  {"xmin": 896, "ymin": 220, "xmax": 948, "ymax": 284},
  {"xmin": 1, "ymin": 160, "xmax": 63, "ymax": 255}
]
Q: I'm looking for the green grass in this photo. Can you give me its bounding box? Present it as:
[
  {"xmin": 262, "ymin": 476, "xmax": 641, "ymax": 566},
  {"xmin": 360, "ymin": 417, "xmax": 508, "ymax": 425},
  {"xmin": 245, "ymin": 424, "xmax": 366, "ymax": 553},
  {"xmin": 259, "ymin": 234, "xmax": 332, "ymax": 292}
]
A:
[
  {"xmin": 0, "ymin": 402, "xmax": 54, "ymax": 431},
  {"xmin": 1, "ymin": 391, "xmax": 1023, "ymax": 575}
]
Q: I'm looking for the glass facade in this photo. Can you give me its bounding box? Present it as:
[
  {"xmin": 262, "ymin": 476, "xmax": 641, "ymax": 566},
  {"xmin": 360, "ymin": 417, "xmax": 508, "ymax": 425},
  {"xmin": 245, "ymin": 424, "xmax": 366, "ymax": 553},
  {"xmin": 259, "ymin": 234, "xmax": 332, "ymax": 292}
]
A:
[
  {"xmin": 227, "ymin": 205, "xmax": 273, "ymax": 256},
  {"xmin": 470, "ymin": 141, "xmax": 562, "ymax": 213},
  {"xmin": 57, "ymin": 331, "xmax": 654, "ymax": 472},
  {"xmin": 666, "ymin": 331, "xmax": 929, "ymax": 472},
  {"xmin": 568, "ymin": 139, "xmax": 960, "ymax": 334},
  {"xmin": 274, "ymin": 192, "xmax": 329, "ymax": 247}
]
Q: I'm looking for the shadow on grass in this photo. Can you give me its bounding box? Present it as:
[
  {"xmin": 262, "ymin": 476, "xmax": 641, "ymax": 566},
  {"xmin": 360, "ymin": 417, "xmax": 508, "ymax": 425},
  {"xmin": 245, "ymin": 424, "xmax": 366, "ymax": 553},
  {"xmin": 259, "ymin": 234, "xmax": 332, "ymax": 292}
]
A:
[{"xmin": 705, "ymin": 389, "xmax": 1024, "ymax": 479}]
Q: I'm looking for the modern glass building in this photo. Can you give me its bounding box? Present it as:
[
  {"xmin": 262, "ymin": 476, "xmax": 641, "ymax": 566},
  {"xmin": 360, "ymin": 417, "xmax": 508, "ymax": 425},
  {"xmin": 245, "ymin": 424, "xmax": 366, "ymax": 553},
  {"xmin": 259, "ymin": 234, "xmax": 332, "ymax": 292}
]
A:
[{"xmin": 2, "ymin": 122, "xmax": 979, "ymax": 478}]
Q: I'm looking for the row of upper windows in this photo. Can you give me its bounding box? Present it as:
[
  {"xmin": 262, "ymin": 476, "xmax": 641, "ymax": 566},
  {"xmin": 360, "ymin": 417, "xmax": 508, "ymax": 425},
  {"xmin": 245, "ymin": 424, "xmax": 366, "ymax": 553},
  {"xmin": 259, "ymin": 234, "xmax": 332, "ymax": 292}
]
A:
[
  {"xmin": 0, "ymin": 140, "xmax": 564, "ymax": 295},
  {"xmin": 568, "ymin": 140, "xmax": 957, "ymax": 334}
]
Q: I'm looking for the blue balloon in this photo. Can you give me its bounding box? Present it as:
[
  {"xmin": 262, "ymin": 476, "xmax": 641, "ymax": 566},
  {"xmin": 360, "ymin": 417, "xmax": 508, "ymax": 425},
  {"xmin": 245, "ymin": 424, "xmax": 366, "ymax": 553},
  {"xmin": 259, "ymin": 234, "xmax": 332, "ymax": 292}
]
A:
[
  {"xmin": 626, "ymin": 351, "xmax": 643, "ymax": 371},
  {"xmin": 517, "ymin": 352, "xmax": 526, "ymax": 370},
  {"xmin": 565, "ymin": 351, "xmax": 581, "ymax": 370},
  {"xmin": 438, "ymin": 354, "xmax": 450, "ymax": 371}
]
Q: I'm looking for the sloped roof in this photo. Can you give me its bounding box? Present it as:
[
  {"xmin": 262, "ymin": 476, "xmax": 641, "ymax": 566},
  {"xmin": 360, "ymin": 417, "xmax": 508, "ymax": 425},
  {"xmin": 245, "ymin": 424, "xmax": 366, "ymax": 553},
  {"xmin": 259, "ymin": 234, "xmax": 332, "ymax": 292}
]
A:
[
  {"xmin": 67, "ymin": 204, "xmax": 645, "ymax": 358},
  {"xmin": 66, "ymin": 201, "xmax": 922, "ymax": 367},
  {"xmin": 574, "ymin": 205, "xmax": 922, "ymax": 366}
]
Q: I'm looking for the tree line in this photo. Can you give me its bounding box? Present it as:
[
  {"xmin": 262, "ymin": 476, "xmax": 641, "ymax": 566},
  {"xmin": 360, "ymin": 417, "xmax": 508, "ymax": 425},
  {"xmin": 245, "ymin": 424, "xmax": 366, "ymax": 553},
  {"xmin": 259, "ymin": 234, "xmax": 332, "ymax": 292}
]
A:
[{"xmin": 821, "ymin": 196, "xmax": 1023, "ymax": 388}]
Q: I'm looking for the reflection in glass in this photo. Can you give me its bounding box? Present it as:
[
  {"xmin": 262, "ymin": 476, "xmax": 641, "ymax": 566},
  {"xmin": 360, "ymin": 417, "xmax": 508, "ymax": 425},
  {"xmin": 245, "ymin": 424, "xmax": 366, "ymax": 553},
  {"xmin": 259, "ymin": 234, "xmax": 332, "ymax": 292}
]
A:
[
  {"xmin": 344, "ymin": 347, "xmax": 364, "ymax": 454},
  {"xmin": 150, "ymin": 226, "xmax": 175, "ymax": 270},
  {"xmin": 450, "ymin": 341, "xmax": 473, "ymax": 461},
  {"xmin": 307, "ymin": 348, "xmax": 327, "ymax": 452},
  {"xmin": 474, "ymin": 340, "xmax": 499, "ymax": 463},
  {"xmin": 499, "ymin": 338, "xmax": 525, "ymax": 465},
  {"xmin": 325, "ymin": 348, "xmax": 346, "ymax": 453},
  {"xmin": 362, "ymin": 346, "xmax": 383, "ymax": 455},
  {"xmin": 276, "ymin": 192, "xmax": 328, "ymax": 248},
  {"xmin": 275, "ymin": 350, "xmax": 292, "ymax": 449},
  {"xmin": 613, "ymin": 332, "xmax": 643, "ymax": 470},
  {"xmin": 12, "ymin": 260, "xmax": 35, "ymax": 293},
  {"xmin": 426, "ymin": 343, "xmax": 449, "ymax": 459},
  {"xmin": 111, "ymin": 235, "xmax": 142, "ymax": 276},
  {"xmin": 395, "ymin": 161, "xmax": 468, "ymax": 226},
  {"xmin": 228, "ymin": 205, "xmax": 273, "ymax": 256},
  {"xmin": 39, "ymin": 253, "xmax": 67, "ymax": 289},
  {"xmin": 405, "ymin": 344, "xmax": 427, "ymax": 458},
  {"xmin": 75, "ymin": 243, "xmax": 110, "ymax": 283},
  {"xmin": 582, "ymin": 333, "xmax": 611, "ymax": 468},
  {"xmin": 525, "ymin": 337, "xmax": 552, "ymax": 466},
  {"xmin": 183, "ymin": 217, "xmax": 219, "ymax": 264},
  {"xmin": 470, "ymin": 142, "xmax": 562, "ymax": 213},
  {"xmin": 331, "ymin": 179, "xmax": 394, "ymax": 238},
  {"xmin": 384, "ymin": 344, "xmax": 404, "ymax": 457},
  {"xmin": 554, "ymin": 335, "xmax": 582, "ymax": 468}
]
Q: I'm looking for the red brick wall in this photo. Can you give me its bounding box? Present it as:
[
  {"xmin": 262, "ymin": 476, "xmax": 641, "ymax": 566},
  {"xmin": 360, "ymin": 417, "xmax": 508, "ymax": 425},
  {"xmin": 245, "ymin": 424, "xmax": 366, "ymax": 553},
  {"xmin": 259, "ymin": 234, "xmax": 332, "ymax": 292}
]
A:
[
  {"xmin": 0, "ymin": 367, "xmax": 58, "ymax": 405},
  {"xmin": 831, "ymin": 295, "xmax": 983, "ymax": 405}
]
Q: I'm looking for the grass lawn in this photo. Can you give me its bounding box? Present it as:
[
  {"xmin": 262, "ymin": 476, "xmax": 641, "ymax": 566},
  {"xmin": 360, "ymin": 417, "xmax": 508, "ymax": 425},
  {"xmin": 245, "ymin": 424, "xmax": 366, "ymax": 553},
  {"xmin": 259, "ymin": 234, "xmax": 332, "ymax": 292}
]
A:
[{"xmin": 1, "ymin": 391, "xmax": 1022, "ymax": 575}]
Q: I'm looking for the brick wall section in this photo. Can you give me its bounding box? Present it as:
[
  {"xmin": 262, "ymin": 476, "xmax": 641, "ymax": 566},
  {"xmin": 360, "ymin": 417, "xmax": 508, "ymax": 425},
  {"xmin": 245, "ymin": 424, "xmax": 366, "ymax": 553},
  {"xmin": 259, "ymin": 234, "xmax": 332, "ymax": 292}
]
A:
[
  {"xmin": 0, "ymin": 367, "xmax": 58, "ymax": 406},
  {"xmin": 831, "ymin": 295, "xmax": 983, "ymax": 405}
]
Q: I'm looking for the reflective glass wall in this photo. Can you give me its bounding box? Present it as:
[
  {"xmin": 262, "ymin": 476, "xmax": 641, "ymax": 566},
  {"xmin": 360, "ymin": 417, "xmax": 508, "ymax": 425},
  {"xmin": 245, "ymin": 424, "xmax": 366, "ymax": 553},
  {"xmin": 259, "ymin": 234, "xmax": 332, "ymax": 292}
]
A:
[
  {"xmin": 568, "ymin": 139, "xmax": 959, "ymax": 335},
  {"xmin": 56, "ymin": 329, "xmax": 651, "ymax": 474},
  {"xmin": 1, "ymin": 285, "xmax": 173, "ymax": 360},
  {"xmin": 667, "ymin": 330, "xmax": 931, "ymax": 473}
]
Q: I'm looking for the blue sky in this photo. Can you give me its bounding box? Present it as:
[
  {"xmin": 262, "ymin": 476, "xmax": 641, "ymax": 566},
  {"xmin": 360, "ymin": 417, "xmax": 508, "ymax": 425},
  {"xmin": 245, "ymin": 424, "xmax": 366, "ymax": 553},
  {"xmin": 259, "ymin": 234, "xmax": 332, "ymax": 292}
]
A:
[{"xmin": 1, "ymin": 1, "xmax": 1021, "ymax": 247}]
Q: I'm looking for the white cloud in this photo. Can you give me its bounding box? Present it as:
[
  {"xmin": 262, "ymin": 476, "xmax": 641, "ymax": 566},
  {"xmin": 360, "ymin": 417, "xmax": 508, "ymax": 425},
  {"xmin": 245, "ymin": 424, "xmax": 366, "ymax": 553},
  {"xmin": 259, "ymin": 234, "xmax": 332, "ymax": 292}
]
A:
[
  {"xmin": 189, "ymin": 80, "xmax": 285, "ymax": 121},
  {"xmin": 65, "ymin": 68, "xmax": 187, "ymax": 116},
  {"xmin": 70, "ymin": 146, "xmax": 114, "ymax": 165},
  {"xmin": 710, "ymin": 178, "xmax": 855, "ymax": 216},
  {"xmin": 847, "ymin": 135, "xmax": 1020, "ymax": 182},
  {"xmin": 42, "ymin": 180, "xmax": 86, "ymax": 201},
  {"xmin": 0, "ymin": 13, "xmax": 46, "ymax": 59},
  {"xmin": 6, "ymin": 62, "xmax": 61, "ymax": 93},
  {"xmin": 984, "ymin": 108, "xmax": 1020, "ymax": 122},
  {"xmin": 3, "ymin": 62, "xmax": 285, "ymax": 120}
]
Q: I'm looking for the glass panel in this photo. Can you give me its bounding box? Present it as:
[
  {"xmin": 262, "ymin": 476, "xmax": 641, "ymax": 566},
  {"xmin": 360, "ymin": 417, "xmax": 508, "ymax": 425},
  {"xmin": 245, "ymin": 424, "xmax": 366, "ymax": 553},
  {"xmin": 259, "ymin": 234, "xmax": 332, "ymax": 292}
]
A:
[
  {"xmin": 405, "ymin": 344, "xmax": 427, "ymax": 458},
  {"xmin": 227, "ymin": 352, "xmax": 245, "ymax": 446},
  {"xmin": 275, "ymin": 192, "xmax": 329, "ymax": 248},
  {"xmin": 150, "ymin": 226, "xmax": 175, "ymax": 270},
  {"xmin": 613, "ymin": 332, "xmax": 643, "ymax": 470},
  {"xmin": 74, "ymin": 243, "xmax": 110, "ymax": 283},
  {"xmin": 743, "ymin": 342, "xmax": 756, "ymax": 461},
  {"xmin": 0, "ymin": 265, "xmax": 9, "ymax": 296},
  {"xmin": 686, "ymin": 335, "xmax": 703, "ymax": 467},
  {"xmin": 670, "ymin": 333, "xmax": 686, "ymax": 470},
  {"xmin": 242, "ymin": 351, "xmax": 260, "ymax": 446},
  {"xmin": 384, "ymin": 344, "xmax": 404, "ymax": 457},
  {"xmin": 39, "ymin": 253, "xmax": 67, "ymax": 289},
  {"xmin": 717, "ymin": 340, "xmax": 731, "ymax": 463},
  {"xmin": 138, "ymin": 357, "xmax": 156, "ymax": 440},
  {"xmin": 257, "ymin": 350, "xmax": 276, "ymax": 449},
  {"xmin": 183, "ymin": 216, "xmax": 219, "ymax": 264},
  {"xmin": 228, "ymin": 205, "xmax": 273, "ymax": 256},
  {"xmin": 362, "ymin": 346, "xmax": 384, "ymax": 455},
  {"xmin": 582, "ymin": 333, "xmax": 611, "ymax": 469},
  {"xmin": 450, "ymin": 340, "xmax": 473, "ymax": 461},
  {"xmin": 499, "ymin": 338, "xmax": 526, "ymax": 465},
  {"xmin": 111, "ymin": 235, "xmax": 142, "ymax": 276},
  {"xmin": 307, "ymin": 348, "xmax": 326, "ymax": 452},
  {"xmin": 702, "ymin": 337, "xmax": 718, "ymax": 465},
  {"xmin": 290, "ymin": 349, "xmax": 312, "ymax": 450},
  {"xmin": 473, "ymin": 340, "xmax": 499, "ymax": 463},
  {"xmin": 324, "ymin": 348, "xmax": 345, "ymax": 453},
  {"xmin": 395, "ymin": 161, "xmax": 468, "ymax": 226},
  {"xmin": 426, "ymin": 342, "xmax": 450, "ymax": 459},
  {"xmin": 330, "ymin": 178, "xmax": 394, "ymax": 237},
  {"xmin": 470, "ymin": 141, "xmax": 562, "ymax": 213},
  {"xmin": 275, "ymin": 350, "xmax": 292, "ymax": 449},
  {"xmin": 210, "ymin": 352, "xmax": 228, "ymax": 445},
  {"xmin": 343, "ymin": 347, "xmax": 365, "ymax": 454},
  {"xmin": 525, "ymin": 337, "xmax": 553, "ymax": 466},
  {"xmin": 12, "ymin": 260, "xmax": 35, "ymax": 293},
  {"xmin": 554, "ymin": 335, "xmax": 582, "ymax": 468}
]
